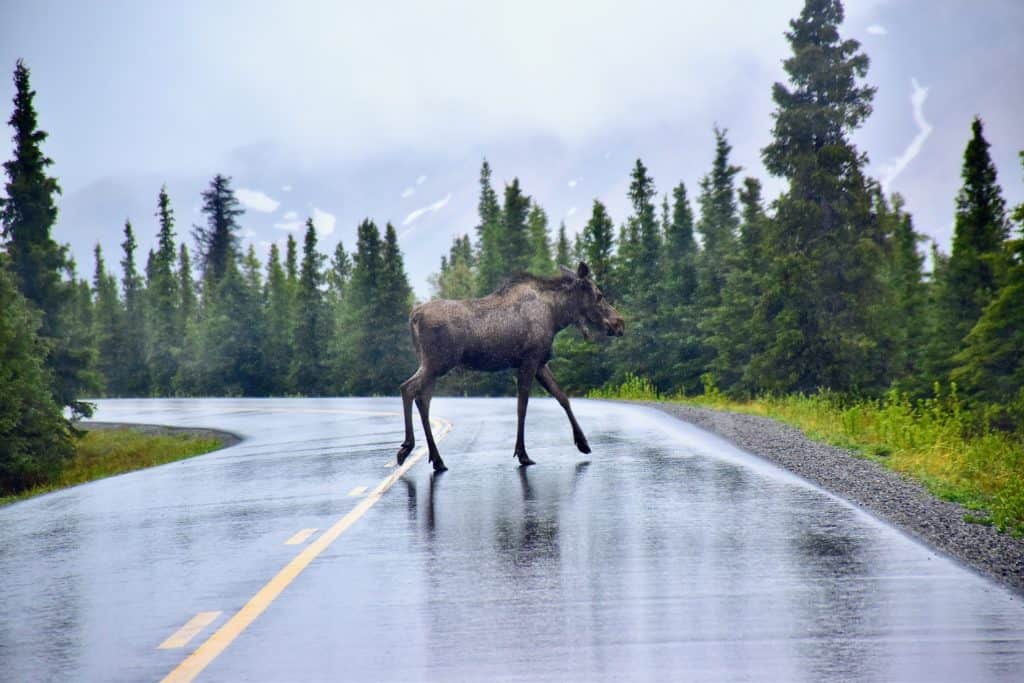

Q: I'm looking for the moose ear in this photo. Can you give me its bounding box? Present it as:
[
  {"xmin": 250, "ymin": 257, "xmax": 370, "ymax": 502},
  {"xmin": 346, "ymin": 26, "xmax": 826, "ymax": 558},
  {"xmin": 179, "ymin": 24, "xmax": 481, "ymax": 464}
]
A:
[
  {"xmin": 559, "ymin": 265, "xmax": 576, "ymax": 279},
  {"xmin": 576, "ymin": 262, "xmax": 590, "ymax": 279}
]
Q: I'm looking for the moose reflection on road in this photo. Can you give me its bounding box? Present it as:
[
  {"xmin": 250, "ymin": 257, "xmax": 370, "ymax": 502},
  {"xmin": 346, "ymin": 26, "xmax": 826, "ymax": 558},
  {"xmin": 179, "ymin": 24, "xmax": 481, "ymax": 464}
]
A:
[{"xmin": 0, "ymin": 398, "xmax": 1021, "ymax": 682}]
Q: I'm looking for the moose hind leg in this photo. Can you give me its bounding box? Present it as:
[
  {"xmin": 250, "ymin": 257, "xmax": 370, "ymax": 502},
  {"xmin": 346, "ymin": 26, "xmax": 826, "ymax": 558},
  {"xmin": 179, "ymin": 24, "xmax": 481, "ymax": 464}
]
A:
[
  {"xmin": 514, "ymin": 364, "xmax": 538, "ymax": 466},
  {"xmin": 397, "ymin": 368, "xmax": 423, "ymax": 465},
  {"xmin": 536, "ymin": 364, "xmax": 590, "ymax": 454},
  {"xmin": 414, "ymin": 375, "xmax": 446, "ymax": 472}
]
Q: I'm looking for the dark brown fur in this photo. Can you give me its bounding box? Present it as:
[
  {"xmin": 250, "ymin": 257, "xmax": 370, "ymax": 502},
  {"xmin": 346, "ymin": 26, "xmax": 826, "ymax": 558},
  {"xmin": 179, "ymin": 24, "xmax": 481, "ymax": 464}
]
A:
[{"xmin": 397, "ymin": 262, "xmax": 624, "ymax": 470}]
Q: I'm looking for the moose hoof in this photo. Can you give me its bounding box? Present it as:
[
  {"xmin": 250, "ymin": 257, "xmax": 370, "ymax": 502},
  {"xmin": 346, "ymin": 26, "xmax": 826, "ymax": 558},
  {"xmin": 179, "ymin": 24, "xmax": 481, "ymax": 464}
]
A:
[
  {"xmin": 515, "ymin": 452, "xmax": 536, "ymax": 467},
  {"xmin": 576, "ymin": 437, "xmax": 591, "ymax": 454},
  {"xmin": 396, "ymin": 444, "xmax": 413, "ymax": 465},
  {"xmin": 431, "ymin": 458, "xmax": 448, "ymax": 472}
]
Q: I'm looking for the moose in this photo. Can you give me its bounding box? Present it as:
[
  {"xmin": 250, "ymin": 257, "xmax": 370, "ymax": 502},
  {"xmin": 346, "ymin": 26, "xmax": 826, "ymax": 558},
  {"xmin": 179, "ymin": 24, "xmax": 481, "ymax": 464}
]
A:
[{"xmin": 396, "ymin": 262, "xmax": 625, "ymax": 471}]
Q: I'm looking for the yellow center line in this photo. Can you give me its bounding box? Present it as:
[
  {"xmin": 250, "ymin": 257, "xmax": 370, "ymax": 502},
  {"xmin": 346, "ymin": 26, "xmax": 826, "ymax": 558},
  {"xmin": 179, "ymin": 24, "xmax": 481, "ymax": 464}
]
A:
[
  {"xmin": 284, "ymin": 528, "xmax": 318, "ymax": 546},
  {"xmin": 347, "ymin": 486, "xmax": 368, "ymax": 497},
  {"xmin": 161, "ymin": 416, "xmax": 452, "ymax": 683},
  {"xmin": 158, "ymin": 612, "xmax": 222, "ymax": 650}
]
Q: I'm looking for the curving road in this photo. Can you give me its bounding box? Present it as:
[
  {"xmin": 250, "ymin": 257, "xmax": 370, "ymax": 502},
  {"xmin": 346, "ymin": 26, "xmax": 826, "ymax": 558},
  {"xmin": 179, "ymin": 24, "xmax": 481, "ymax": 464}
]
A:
[{"xmin": 1, "ymin": 398, "xmax": 1022, "ymax": 682}]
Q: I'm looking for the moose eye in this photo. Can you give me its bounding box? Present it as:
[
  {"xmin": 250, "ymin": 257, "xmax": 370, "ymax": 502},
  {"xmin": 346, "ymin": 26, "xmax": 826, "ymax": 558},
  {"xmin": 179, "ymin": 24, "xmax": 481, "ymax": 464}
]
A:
[{"xmin": 596, "ymin": 293, "xmax": 604, "ymax": 302}]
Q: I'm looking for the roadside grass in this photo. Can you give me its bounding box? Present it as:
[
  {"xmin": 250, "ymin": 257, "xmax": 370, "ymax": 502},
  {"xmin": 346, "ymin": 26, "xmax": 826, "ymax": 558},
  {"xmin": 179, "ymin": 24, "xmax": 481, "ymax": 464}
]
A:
[
  {"xmin": 589, "ymin": 374, "xmax": 1024, "ymax": 536},
  {"xmin": 0, "ymin": 429, "xmax": 223, "ymax": 506}
]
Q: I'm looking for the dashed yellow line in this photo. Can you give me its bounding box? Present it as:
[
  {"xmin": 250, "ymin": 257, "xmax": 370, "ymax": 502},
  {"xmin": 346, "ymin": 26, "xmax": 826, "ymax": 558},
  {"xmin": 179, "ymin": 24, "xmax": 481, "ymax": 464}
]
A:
[
  {"xmin": 347, "ymin": 485, "xmax": 368, "ymax": 497},
  {"xmin": 159, "ymin": 612, "xmax": 222, "ymax": 650},
  {"xmin": 284, "ymin": 528, "xmax": 317, "ymax": 545},
  {"xmin": 161, "ymin": 416, "xmax": 452, "ymax": 683}
]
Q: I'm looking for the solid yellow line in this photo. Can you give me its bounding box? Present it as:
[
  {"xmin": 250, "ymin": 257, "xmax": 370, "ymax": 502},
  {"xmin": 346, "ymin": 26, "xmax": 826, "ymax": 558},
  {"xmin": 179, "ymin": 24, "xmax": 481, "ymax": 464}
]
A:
[
  {"xmin": 161, "ymin": 417, "xmax": 451, "ymax": 683},
  {"xmin": 284, "ymin": 528, "xmax": 317, "ymax": 545},
  {"xmin": 347, "ymin": 486, "xmax": 368, "ymax": 497},
  {"xmin": 158, "ymin": 612, "xmax": 222, "ymax": 650}
]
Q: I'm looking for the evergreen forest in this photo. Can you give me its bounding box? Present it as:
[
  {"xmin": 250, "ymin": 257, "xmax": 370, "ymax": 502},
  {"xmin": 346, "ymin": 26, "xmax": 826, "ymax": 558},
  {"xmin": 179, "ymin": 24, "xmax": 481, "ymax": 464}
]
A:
[{"xmin": 2, "ymin": 0, "xmax": 1022, "ymax": 499}]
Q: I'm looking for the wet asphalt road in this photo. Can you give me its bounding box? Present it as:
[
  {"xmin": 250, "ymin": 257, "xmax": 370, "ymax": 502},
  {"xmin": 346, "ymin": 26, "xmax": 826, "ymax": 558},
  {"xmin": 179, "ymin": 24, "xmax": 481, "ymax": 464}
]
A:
[{"xmin": 1, "ymin": 398, "xmax": 1023, "ymax": 682}]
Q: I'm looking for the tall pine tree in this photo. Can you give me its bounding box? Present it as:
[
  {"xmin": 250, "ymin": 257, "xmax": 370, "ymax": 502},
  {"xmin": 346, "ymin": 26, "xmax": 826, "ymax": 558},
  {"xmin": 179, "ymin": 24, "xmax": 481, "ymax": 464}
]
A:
[
  {"xmin": 91, "ymin": 245, "xmax": 121, "ymax": 394},
  {"xmin": 929, "ymin": 117, "xmax": 1010, "ymax": 385},
  {"xmin": 751, "ymin": 0, "xmax": 883, "ymax": 394},
  {"xmin": 658, "ymin": 181, "xmax": 703, "ymax": 394},
  {"xmin": 499, "ymin": 178, "xmax": 531, "ymax": 276},
  {"xmin": 291, "ymin": 219, "xmax": 329, "ymax": 394},
  {"xmin": 1, "ymin": 59, "xmax": 95, "ymax": 415},
  {"xmin": 526, "ymin": 203, "xmax": 554, "ymax": 275},
  {"xmin": 146, "ymin": 186, "xmax": 179, "ymax": 394},
  {"xmin": 193, "ymin": 174, "xmax": 243, "ymax": 283},
  {"xmin": 609, "ymin": 159, "xmax": 662, "ymax": 387},
  {"xmin": 263, "ymin": 243, "xmax": 293, "ymax": 394},
  {"xmin": 952, "ymin": 151, "xmax": 1023, "ymax": 407},
  {"xmin": 695, "ymin": 127, "xmax": 741, "ymax": 312},
  {"xmin": 113, "ymin": 220, "xmax": 149, "ymax": 395},
  {"xmin": 474, "ymin": 160, "xmax": 505, "ymax": 295}
]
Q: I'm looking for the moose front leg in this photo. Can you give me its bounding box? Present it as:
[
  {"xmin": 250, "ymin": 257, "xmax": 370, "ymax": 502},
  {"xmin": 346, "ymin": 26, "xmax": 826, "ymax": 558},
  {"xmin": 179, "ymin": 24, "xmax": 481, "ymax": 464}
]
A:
[
  {"xmin": 513, "ymin": 363, "xmax": 538, "ymax": 466},
  {"xmin": 536, "ymin": 364, "xmax": 590, "ymax": 454}
]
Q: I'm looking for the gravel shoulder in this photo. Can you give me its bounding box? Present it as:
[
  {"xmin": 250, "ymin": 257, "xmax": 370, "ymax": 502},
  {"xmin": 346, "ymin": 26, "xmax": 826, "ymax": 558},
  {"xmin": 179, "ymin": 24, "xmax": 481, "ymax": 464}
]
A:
[{"xmin": 638, "ymin": 400, "xmax": 1024, "ymax": 598}]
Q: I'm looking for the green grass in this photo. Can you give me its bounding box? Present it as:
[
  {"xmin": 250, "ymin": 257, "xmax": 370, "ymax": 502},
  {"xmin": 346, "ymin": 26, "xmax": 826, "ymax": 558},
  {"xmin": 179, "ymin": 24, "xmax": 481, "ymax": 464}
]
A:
[
  {"xmin": 0, "ymin": 429, "xmax": 224, "ymax": 506},
  {"xmin": 590, "ymin": 374, "xmax": 1024, "ymax": 536}
]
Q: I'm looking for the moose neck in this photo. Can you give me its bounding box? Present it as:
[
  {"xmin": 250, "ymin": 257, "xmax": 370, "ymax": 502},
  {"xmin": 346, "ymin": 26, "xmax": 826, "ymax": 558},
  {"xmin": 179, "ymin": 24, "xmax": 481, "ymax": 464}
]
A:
[{"xmin": 542, "ymin": 287, "xmax": 583, "ymax": 332}]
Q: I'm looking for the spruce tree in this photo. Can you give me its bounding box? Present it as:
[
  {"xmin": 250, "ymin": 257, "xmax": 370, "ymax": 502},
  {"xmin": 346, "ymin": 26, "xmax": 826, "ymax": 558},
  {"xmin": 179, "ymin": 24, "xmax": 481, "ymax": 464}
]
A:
[
  {"xmin": 263, "ymin": 243, "xmax": 293, "ymax": 394},
  {"xmin": 432, "ymin": 234, "xmax": 475, "ymax": 299},
  {"xmin": 626, "ymin": 159, "xmax": 661, "ymax": 301},
  {"xmin": 701, "ymin": 178, "xmax": 765, "ymax": 394},
  {"xmin": 751, "ymin": 0, "xmax": 883, "ymax": 393},
  {"xmin": 1, "ymin": 60, "xmax": 63, "ymax": 326},
  {"xmin": 327, "ymin": 240, "xmax": 352, "ymax": 304},
  {"xmin": 339, "ymin": 219, "xmax": 385, "ymax": 394},
  {"xmin": 499, "ymin": 178, "xmax": 531, "ymax": 276},
  {"xmin": 663, "ymin": 183, "xmax": 698, "ymax": 305},
  {"xmin": 193, "ymin": 174, "xmax": 243, "ymax": 283},
  {"xmin": 526, "ymin": 204, "xmax": 554, "ymax": 275},
  {"xmin": 1, "ymin": 59, "xmax": 95, "ymax": 415},
  {"xmin": 580, "ymin": 200, "xmax": 616, "ymax": 294},
  {"xmin": 194, "ymin": 257, "xmax": 264, "ymax": 395},
  {"xmin": 555, "ymin": 221, "xmax": 572, "ymax": 268},
  {"xmin": 59, "ymin": 258, "xmax": 101, "ymax": 401},
  {"xmin": 930, "ymin": 117, "xmax": 1010, "ymax": 384},
  {"xmin": 146, "ymin": 186, "xmax": 179, "ymax": 394},
  {"xmin": 237, "ymin": 244, "xmax": 268, "ymax": 394},
  {"xmin": 0, "ymin": 259, "xmax": 74, "ymax": 493},
  {"xmin": 657, "ymin": 181, "xmax": 703, "ymax": 394},
  {"xmin": 91, "ymin": 245, "xmax": 121, "ymax": 394},
  {"xmin": 873, "ymin": 193, "xmax": 928, "ymax": 389},
  {"xmin": 474, "ymin": 160, "xmax": 505, "ymax": 295},
  {"xmin": 695, "ymin": 128, "xmax": 741, "ymax": 311},
  {"xmin": 176, "ymin": 244, "xmax": 195, "ymax": 338},
  {"xmin": 609, "ymin": 159, "xmax": 662, "ymax": 388},
  {"xmin": 952, "ymin": 151, "xmax": 1023, "ymax": 406},
  {"xmin": 291, "ymin": 219, "xmax": 329, "ymax": 394},
  {"xmin": 114, "ymin": 220, "xmax": 149, "ymax": 395}
]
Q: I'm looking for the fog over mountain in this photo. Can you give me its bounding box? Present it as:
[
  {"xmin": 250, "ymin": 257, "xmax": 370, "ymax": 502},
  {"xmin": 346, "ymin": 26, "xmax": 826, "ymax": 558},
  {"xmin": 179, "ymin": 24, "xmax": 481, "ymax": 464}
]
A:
[{"xmin": 2, "ymin": 0, "xmax": 1021, "ymax": 297}]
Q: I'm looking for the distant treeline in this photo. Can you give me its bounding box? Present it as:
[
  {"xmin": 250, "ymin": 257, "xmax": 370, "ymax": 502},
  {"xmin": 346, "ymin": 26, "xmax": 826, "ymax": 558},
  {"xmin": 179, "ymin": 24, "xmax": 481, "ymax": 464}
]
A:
[{"xmin": 2, "ymin": 0, "xmax": 1022, "ymax": 495}]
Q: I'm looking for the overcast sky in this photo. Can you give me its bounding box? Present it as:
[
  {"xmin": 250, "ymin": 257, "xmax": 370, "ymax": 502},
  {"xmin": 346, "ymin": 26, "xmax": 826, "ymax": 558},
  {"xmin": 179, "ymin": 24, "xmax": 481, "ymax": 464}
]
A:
[{"xmin": 1, "ymin": 0, "xmax": 1021, "ymax": 296}]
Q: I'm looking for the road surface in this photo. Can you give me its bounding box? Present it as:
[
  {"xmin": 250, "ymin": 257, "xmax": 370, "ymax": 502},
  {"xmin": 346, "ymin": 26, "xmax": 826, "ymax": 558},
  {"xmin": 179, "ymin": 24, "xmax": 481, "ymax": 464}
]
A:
[{"xmin": 1, "ymin": 398, "xmax": 1022, "ymax": 681}]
